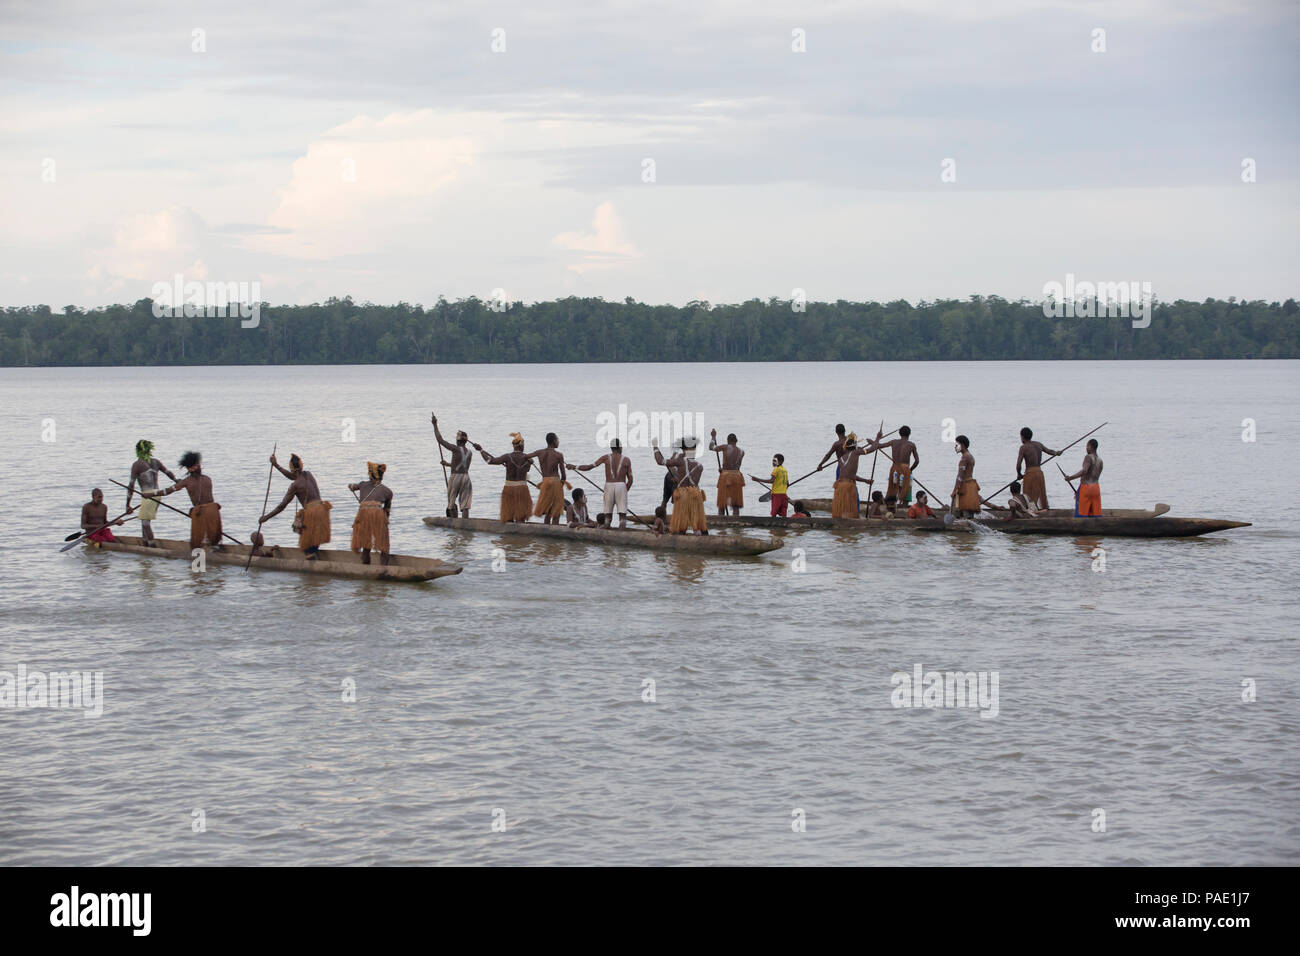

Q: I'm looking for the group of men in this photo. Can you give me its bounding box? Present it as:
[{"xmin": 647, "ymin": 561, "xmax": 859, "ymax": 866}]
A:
[{"xmin": 78, "ymin": 440, "xmax": 397, "ymax": 565}]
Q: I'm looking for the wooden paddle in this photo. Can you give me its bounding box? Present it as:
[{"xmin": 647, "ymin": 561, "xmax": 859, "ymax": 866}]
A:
[
  {"xmin": 979, "ymin": 421, "xmax": 1107, "ymax": 506},
  {"xmin": 1055, "ymin": 461, "xmax": 1082, "ymax": 514},
  {"xmin": 61, "ymin": 511, "xmax": 137, "ymax": 551},
  {"xmin": 757, "ymin": 427, "xmax": 900, "ymax": 504},
  {"xmin": 108, "ymin": 478, "xmax": 245, "ymax": 547},
  {"xmin": 246, "ymin": 442, "xmax": 276, "ymax": 570}
]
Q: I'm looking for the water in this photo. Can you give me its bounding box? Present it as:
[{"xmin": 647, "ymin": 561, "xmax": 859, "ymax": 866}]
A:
[{"xmin": 1, "ymin": 361, "xmax": 1296, "ymax": 865}]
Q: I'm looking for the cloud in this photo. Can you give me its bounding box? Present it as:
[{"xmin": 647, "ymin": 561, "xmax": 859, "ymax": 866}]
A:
[
  {"xmin": 94, "ymin": 205, "xmax": 210, "ymax": 283},
  {"xmin": 552, "ymin": 201, "xmax": 642, "ymax": 273}
]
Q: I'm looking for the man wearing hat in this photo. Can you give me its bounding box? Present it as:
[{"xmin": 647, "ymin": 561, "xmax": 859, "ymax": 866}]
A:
[
  {"xmin": 573, "ymin": 438, "xmax": 634, "ymax": 529},
  {"xmin": 831, "ymin": 433, "xmax": 875, "ymax": 519},
  {"xmin": 348, "ymin": 461, "xmax": 393, "ymax": 565},
  {"xmin": 124, "ymin": 439, "xmax": 176, "ymax": 547},
  {"xmin": 654, "ymin": 436, "xmax": 708, "ymax": 534},
  {"xmin": 476, "ymin": 432, "xmax": 535, "ymax": 522}
]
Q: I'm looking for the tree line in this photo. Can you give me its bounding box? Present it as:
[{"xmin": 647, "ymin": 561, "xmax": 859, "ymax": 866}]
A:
[{"xmin": 2, "ymin": 295, "xmax": 1296, "ymax": 366}]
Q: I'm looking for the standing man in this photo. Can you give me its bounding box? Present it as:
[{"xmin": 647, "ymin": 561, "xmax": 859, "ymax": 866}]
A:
[
  {"xmin": 1064, "ymin": 439, "xmax": 1104, "ymax": 516},
  {"xmin": 708, "ymin": 429, "xmax": 746, "ymax": 516},
  {"xmin": 527, "ymin": 433, "xmax": 569, "ymax": 525},
  {"xmin": 817, "ymin": 424, "xmax": 850, "ymax": 476},
  {"xmin": 830, "ymin": 435, "xmax": 876, "ymax": 519},
  {"xmin": 752, "ymin": 453, "xmax": 790, "ymax": 517},
  {"xmin": 573, "ymin": 438, "xmax": 633, "ymax": 529},
  {"xmin": 875, "ymin": 425, "xmax": 920, "ymax": 505},
  {"xmin": 951, "ymin": 435, "xmax": 981, "ymax": 517},
  {"xmin": 348, "ymin": 461, "xmax": 393, "ymax": 565},
  {"xmin": 146, "ymin": 451, "xmax": 223, "ymax": 550},
  {"xmin": 477, "ymin": 432, "xmax": 534, "ymax": 523},
  {"xmin": 1015, "ymin": 427, "xmax": 1061, "ymax": 511},
  {"xmin": 432, "ymin": 413, "xmax": 473, "ymax": 518},
  {"xmin": 125, "ymin": 439, "xmax": 176, "ymax": 547},
  {"xmin": 261, "ymin": 453, "xmax": 332, "ymax": 558},
  {"xmin": 655, "ymin": 437, "xmax": 707, "ymax": 534}
]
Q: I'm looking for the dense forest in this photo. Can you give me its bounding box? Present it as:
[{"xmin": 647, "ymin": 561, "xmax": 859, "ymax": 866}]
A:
[{"xmin": 1, "ymin": 296, "xmax": 1297, "ymax": 366}]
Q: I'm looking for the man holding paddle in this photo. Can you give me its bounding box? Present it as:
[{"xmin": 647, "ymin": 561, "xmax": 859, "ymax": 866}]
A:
[
  {"xmin": 708, "ymin": 429, "xmax": 746, "ymax": 516},
  {"xmin": 348, "ymin": 461, "xmax": 393, "ymax": 565},
  {"xmin": 655, "ymin": 437, "xmax": 708, "ymax": 534},
  {"xmin": 124, "ymin": 439, "xmax": 176, "ymax": 547},
  {"xmin": 145, "ymin": 451, "xmax": 224, "ymax": 550},
  {"xmin": 1063, "ymin": 439, "xmax": 1104, "ymax": 516},
  {"xmin": 261, "ymin": 453, "xmax": 332, "ymax": 558},
  {"xmin": 873, "ymin": 425, "xmax": 919, "ymax": 505},
  {"xmin": 1015, "ymin": 427, "xmax": 1061, "ymax": 510},
  {"xmin": 432, "ymin": 414, "xmax": 473, "ymax": 518},
  {"xmin": 80, "ymin": 488, "xmax": 125, "ymax": 544},
  {"xmin": 573, "ymin": 438, "xmax": 633, "ymax": 529},
  {"xmin": 527, "ymin": 433, "xmax": 570, "ymax": 525}
]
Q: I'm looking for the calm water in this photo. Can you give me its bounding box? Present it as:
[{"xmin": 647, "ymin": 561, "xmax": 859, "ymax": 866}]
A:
[{"xmin": 1, "ymin": 361, "xmax": 1296, "ymax": 865}]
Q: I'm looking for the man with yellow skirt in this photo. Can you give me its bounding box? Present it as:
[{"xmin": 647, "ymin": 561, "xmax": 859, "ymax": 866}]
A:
[
  {"xmin": 831, "ymin": 435, "xmax": 874, "ymax": 519},
  {"xmin": 951, "ymin": 435, "xmax": 981, "ymax": 517},
  {"xmin": 655, "ymin": 437, "xmax": 708, "ymax": 534},
  {"xmin": 146, "ymin": 450, "xmax": 224, "ymax": 549},
  {"xmin": 349, "ymin": 461, "xmax": 393, "ymax": 564},
  {"xmin": 708, "ymin": 429, "xmax": 746, "ymax": 516},
  {"xmin": 527, "ymin": 432, "xmax": 569, "ymax": 525},
  {"xmin": 477, "ymin": 432, "xmax": 534, "ymax": 522},
  {"xmin": 261, "ymin": 453, "xmax": 332, "ymax": 559}
]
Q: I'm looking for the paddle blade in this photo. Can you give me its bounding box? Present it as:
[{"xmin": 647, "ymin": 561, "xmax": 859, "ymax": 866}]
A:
[
  {"xmin": 59, "ymin": 535, "xmax": 86, "ymax": 552},
  {"xmin": 64, "ymin": 530, "xmax": 83, "ymax": 541},
  {"xmin": 758, "ymin": 492, "xmax": 772, "ymax": 502}
]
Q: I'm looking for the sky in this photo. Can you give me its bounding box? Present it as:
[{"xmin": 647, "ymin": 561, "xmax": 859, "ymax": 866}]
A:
[{"xmin": 2, "ymin": 0, "xmax": 1297, "ymax": 308}]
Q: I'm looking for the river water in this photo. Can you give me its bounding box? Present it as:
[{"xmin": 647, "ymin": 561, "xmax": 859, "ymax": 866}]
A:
[{"xmin": 1, "ymin": 360, "xmax": 1296, "ymax": 865}]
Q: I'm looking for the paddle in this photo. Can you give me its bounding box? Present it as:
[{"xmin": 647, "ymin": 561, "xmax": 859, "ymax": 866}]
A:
[
  {"xmin": 1055, "ymin": 462, "xmax": 1081, "ymax": 514},
  {"xmin": 431, "ymin": 413, "xmax": 457, "ymax": 517},
  {"xmin": 108, "ymin": 478, "xmax": 245, "ymax": 547},
  {"xmin": 979, "ymin": 421, "xmax": 1107, "ymax": 506},
  {"xmin": 245, "ymin": 442, "xmax": 276, "ymax": 570},
  {"xmin": 61, "ymin": 511, "xmax": 137, "ymax": 551}
]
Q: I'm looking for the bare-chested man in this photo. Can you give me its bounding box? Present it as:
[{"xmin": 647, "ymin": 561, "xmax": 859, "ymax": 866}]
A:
[
  {"xmin": 432, "ymin": 413, "xmax": 473, "ymax": 517},
  {"xmin": 146, "ymin": 451, "xmax": 223, "ymax": 550},
  {"xmin": 1064, "ymin": 439, "xmax": 1104, "ymax": 516},
  {"xmin": 261, "ymin": 453, "xmax": 332, "ymax": 558},
  {"xmin": 478, "ymin": 432, "xmax": 534, "ymax": 522},
  {"xmin": 829, "ymin": 435, "xmax": 874, "ymax": 518},
  {"xmin": 81, "ymin": 488, "xmax": 124, "ymax": 544},
  {"xmin": 655, "ymin": 436, "xmax": 708, "ymax": 534},
  {"xmin": 527, "ymin": 433, "xmax": 569, "ymax": 524},
  {"xmin": 574, "ymin": 438, "xmax": 633, "ymax": 528},
  {"xmin": 348, "ymin": 461, "xmax": 393, "ymax": 565},
  {"xmin": 1004, "ymin": 480, "xmax": 1038, "ymax": 519},
  {"xmin": 708, "ymin": 429, "xmax": 746, "ymax": 516},
  {"xmin": 874, "ymin": 425, "xmax": 920, "ymax": 504},
  {"xmin": 565, "ymin": 488, "xmax": 596, "ymax": 527},
  {"xmin": 951, "ymin": 435, "xmax": 980, "ymax": 517},
  {"xmin": 816, "ymin": 423, "xmax": 850, "ymax": 477},
  {"xmin": 1016, "ymin": 427, "xmax": 1061, "ymax": 510},
  {"xmin": 124, "ymin": 439, "xmax": 176, "ymax": 546}
]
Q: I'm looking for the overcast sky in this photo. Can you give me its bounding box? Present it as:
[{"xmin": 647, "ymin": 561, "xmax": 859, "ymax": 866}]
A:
[{"xmin": 2, "ymin": 0, "xmax": 1296, "ymax": 307}]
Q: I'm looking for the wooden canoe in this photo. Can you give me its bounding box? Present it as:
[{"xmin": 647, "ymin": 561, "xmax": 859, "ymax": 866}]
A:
[
  {"xmin": 924, "ymin": 516, "xmax": 1250, "ymax": 538},
  {"xmin": 422, "ymin": 516, "xmax": 783, "ymax": 556},
  {"xmin": 799, "ymin": 499, "xmax": 1171, "ymax": 519},
  {"xmin": 86, "ymin": 536, "xmax": 463, "ymax": 581}
]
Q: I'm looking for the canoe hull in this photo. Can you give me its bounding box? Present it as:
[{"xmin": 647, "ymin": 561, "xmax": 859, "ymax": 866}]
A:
[
  {"xmin": 935, "ymin": 517, "xmax": 1250, "ymax": 538},
  {"xmin": 87, "ymin": 536, "xmax": 462, "ymax": 581},
  {"xmin": 423, "ymin": 516, "xmax": 783, "ymax": 556},
  {"xmin": 799, "ymin": 498, "xmax": 1172, "ymax": 519}
]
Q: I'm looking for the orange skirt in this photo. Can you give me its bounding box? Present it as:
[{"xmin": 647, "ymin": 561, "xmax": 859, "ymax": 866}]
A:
[
  {"xmin": 298, "ymin": 499, "xmax": 332, "ymax": 549},
  {"xmin": 956, "ymin": 479, "xmax": 981, "ymax": 512},
  {"xmin": 831, "ymin": 479, "xmax": 859, "ymax": 519},
  {"xmin": 1077, "ymin": 483, "xmax": 1102, "ymax": 516},
  {"xmin": 716, "ymin": 470, "xmax": 745, "ymax": 509},
  {"xmin": 351, "ymin": 500, "xmax": 389, "ymax": 553},
  {"xmin": 189, "ymin": 502, "xmax": 222, "ymax": 549},
  {"xmin": 1022, "ymin": 466, "xmax": 1048, "ymax": 509},
  {"xmin": 500, "ymin": 481, "xmax": 533, "ymax": 522},
  {"xmin": 533, "ymin": 476, "xmax": 566, "ymax": 519},
  {"xmin": 669, "ymin": 486, "xmax": 707, "ymax": 533}
]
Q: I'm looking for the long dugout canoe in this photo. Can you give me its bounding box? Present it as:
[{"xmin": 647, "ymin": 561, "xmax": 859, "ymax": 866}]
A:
[
  {"xmin": 933, "ymin": 516, "xmax": 1250, "ymax": 538},
  {"xmin": 798, "ymin": 499, "xmax": 1172, "ymax": 519},
  {"xmin": 423, "ymin": 515, "xmax": 784, "ymax": 556},
  {"xmin": 86, "ymin": 536, "xmax": 463, "ymax": 581}
]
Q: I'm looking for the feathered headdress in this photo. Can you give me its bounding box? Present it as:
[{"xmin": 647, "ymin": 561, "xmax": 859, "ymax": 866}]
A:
[
  {"xmin": 135, "ymin": 439, "xmax": 154, "ymax": 460},
  {"xmin": 510, "ymin": 432, "xmax": 524, "ymax": 448},
  {"xmin": 367, "ymin": 461, "xmax": 387, "ymax": 481},
  {"xmin": 178, "ymin": 450, "xmax": 201, "ymax": 470},
  {"xmin": 289, "ymin": 453, "xmax": 303, "ymax": 472}
]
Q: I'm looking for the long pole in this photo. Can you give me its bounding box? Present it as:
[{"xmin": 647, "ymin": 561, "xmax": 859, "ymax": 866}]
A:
[
  {"xmin": 979, "ymin": 421, "xmax": 1108, "ymax": 506},
  {"xmin": 61, "ymin": 511, "xmax": 137, "ymax": 551},
  {"xmin": 246, "ymin": 442, "xmax": 276, "ymax": 570},
  {"xmin": 569, "ymin": 465, "xmax": 646, "ymax": 524},
  {"xmin": 108, "ymin": 478, "xmax": 244, "ymax": 547}
]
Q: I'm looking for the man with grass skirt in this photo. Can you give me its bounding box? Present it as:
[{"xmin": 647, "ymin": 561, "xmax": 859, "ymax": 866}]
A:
[{"xmin": 261, "ymin": 453, "xmax": 332, "ymax": 558}]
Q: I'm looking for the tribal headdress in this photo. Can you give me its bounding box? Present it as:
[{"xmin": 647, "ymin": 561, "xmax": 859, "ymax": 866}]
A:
[
  {"xmin": 289, "ymin": 454, "xmax": 303, "ymax": 472},
  {"xmin": 367, "ymin": 461, "xmax": 387, "ymax": 481},
  {"xmin": 135, "ymin": 439, "xmax": 154, "ymax": 460},
  {"xmin": 178, "ymin": 450, "xmax": 202, "ymax": 470},
  {"xmin": 510, "ymin": 432, "xmax": 524, "ymax": 449}
]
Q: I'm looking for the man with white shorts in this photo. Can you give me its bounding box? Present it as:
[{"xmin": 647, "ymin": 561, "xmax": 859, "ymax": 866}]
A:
[{"xmin": 573, "ymin": 438, "xmax": 633, "ymax": 529}]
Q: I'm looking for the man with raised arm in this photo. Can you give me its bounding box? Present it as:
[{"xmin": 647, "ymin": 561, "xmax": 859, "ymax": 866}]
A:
[
  {"xmin": 476, "ymin": 432, "xmax": 534, "ymax": 523},
  {"xmin": 875, "ymin": 425, "xmax": 920, "ymax": 505},
  {"xmin": 146, "ymin": 451, "xmax": 224, "ymax": 550},
  {"xmin": 261, "ymin": 453, "xmax": 332, "ymax": 558},
  {"xmin": 708, "ymin": 429, "xmax": 746, "ymax": 516},
  {"xmin": 125, "ymin": 439, "xmax": 176, "ymax": 547},
  {"xmin": 573, "ymin": 438, "xmax": 633, "ymax": 529},
  {"xmin": 829, "ymin": 434, "xmax": 876, "ymax": 519},
  {"xmin": 655, "ymin": 436, "xmax": 708, "ymax": 534},
  {"xmin": 527, "ymin": 432, "xmax": 569, "ymax": 525},
  {"xmin": 431, "ymin": 413, "xmax": 473, "ymax": 518},
  {"xmin": 1015, "ymin": 427, "xmax": 1061, "ymax": 511}
]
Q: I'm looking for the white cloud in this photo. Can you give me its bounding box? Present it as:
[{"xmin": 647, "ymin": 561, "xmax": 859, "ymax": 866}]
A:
[{"xmin": 552, "ymin": 201, "xmax": 642, "ymax": 273}]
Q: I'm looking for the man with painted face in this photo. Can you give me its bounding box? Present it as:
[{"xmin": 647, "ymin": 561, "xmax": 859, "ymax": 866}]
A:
[
  {"xmin": 708, "ymin": 429, "xmax": 746, "ymax": 516},
  {"xmin": 125, "ymin": 439, "xmax": 176, "ymax": 546},
  {"xmin": 261, "ymin": 453, "xmax": 332, "ymax": 558},
  {"xmin": 951, "ymin": 435, "xmax": 981, "ymax": 517},
  {"xmin": 432, "ymin": 413, "xmax": 474, "ymax": 518},
  {"xmin": 573, "ymin": 438, "xmax": 634, "ymax": 529}
]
